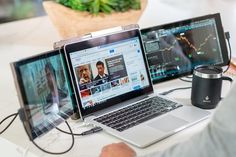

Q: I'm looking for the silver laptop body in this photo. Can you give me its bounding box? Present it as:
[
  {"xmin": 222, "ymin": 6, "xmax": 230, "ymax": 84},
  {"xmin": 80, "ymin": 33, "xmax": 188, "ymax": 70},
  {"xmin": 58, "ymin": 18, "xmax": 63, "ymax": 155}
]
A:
[
  {"xmin": 85, "ymin": 94, "xmax": 210, "ymax": 148},
  {"xmin": 64, "ymin": 25, "xmax": 210, "ymax": 148}
]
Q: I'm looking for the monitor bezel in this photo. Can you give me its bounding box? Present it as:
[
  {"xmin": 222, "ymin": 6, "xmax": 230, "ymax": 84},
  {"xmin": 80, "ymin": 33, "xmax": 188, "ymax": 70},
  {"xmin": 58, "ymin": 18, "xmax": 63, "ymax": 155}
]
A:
[
  {"xmin": 11, "ymin": 49, "xmax": 76, "ymax": 139},
  {"xmin": 64, "ymin": 29, "xmax": 154, "ymax": 118},
  {"xmin": 140, "ymin": 13, "xmax": 229, "ymax": 84}
]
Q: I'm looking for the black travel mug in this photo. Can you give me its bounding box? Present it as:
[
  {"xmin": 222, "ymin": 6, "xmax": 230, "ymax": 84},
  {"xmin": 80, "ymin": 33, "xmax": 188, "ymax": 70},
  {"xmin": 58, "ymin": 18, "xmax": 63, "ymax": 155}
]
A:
[{"xmin": 191, "ymin": 65, "xmax": 232, "ymax": 109}]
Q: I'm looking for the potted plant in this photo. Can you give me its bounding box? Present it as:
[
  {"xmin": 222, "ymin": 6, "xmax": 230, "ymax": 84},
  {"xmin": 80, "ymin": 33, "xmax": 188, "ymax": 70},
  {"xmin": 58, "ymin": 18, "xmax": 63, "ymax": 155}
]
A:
[{"xmin": 43, "ymin": 0, "xmax": 147, "ymax": 38}]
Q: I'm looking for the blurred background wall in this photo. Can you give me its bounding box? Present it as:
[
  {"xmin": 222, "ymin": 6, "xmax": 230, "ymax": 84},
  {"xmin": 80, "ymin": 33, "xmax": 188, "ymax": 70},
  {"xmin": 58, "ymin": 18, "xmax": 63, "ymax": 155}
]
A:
[{"xmin": 0, "ymin": 0, "xmax": 45, "ymax": 23}]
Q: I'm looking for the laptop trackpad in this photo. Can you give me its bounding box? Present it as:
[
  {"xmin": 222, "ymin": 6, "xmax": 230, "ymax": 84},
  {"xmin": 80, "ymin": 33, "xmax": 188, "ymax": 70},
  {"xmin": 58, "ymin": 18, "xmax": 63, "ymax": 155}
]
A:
[{"xmin": 147, "ymin": 115, "xmax": 188, "ymax": 132}]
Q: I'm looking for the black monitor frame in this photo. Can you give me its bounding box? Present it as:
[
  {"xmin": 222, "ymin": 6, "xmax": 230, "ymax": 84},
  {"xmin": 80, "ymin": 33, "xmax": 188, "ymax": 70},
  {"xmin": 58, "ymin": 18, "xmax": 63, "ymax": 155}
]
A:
[
  {"xmin": 140, "ymin": 13, "xmax": 229, "ymax": 84},
  {"xmin": 11, "ymin": 49, "xmax": 77, "ymax": 140}
]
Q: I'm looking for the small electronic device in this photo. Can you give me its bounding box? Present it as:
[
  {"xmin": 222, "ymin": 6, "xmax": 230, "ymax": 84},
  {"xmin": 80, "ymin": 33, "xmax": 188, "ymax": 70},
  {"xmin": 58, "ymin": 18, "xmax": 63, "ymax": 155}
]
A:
[
  {"xmin": 63, "ymin": 25, "xmax": 210, "ymax": 148},
  {"xmin": 140, "ymin": 13, "xmax": 229, "ymax": 83},
  {"xmin": 11, "ymin": 49, "xmax": 76, "ymax": 139}
]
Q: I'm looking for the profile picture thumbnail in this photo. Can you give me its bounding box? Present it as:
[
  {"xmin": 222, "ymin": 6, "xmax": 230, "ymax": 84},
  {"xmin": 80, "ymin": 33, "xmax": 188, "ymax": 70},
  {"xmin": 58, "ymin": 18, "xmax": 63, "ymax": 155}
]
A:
[
  {"xmin": 75, "ymin": 64, "xmax": 93, "ymax": 85},
  {"xmin": 91, "ymin": 60, "xmax": 110, "ymax": 85}
]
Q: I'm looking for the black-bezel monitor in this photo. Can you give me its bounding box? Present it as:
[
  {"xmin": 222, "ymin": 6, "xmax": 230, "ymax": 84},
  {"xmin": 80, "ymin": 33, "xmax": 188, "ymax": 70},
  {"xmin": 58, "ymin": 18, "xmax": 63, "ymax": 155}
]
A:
[
  {"xmin": 64, "ymin": 29, "xmax": 153, "ymax": 118},
  {"xmin": 140, "ymin": 13, "xmax": 229, "ymax": 84},
  {"xmin": 11, "ymin": 49, "xmax": 76, "ymax": 140}
]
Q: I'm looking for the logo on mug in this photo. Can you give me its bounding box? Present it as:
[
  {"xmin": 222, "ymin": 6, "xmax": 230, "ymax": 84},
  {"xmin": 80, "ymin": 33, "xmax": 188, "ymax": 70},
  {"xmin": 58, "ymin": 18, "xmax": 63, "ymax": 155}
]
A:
[{"xmin": 203, "ymin": 96, "xmax": 211, "ymax": 103}]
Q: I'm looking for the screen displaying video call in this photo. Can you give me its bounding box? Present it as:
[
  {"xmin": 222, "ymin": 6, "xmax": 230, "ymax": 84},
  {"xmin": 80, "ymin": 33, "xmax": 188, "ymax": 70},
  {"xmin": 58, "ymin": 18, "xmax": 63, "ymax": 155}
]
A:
[
  {"xmin": 18, "ymin": 53, "xmax": 74, "ymax": 138},
  {"xmin": 69, "ymin": 37, "xmax": 150, "ymax": 110},
  {"xmin": 141, "ymin": 18, "xmax": 224, "ymax": 82}
]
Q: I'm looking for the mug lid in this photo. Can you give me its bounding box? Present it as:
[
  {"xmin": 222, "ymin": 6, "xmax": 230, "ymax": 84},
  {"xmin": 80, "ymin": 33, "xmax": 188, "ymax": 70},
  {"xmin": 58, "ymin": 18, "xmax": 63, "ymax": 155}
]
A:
[{"xmin": 194, "ymin": 65, "xmax": 223, "ymax": 79}]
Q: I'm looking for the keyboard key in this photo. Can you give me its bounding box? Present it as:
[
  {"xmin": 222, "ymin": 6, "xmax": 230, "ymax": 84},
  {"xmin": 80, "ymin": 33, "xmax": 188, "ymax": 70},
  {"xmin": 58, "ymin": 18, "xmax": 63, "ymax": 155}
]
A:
[{"xmin": 94, "ymin": 96, "xmax": 183, "ymax": 132}]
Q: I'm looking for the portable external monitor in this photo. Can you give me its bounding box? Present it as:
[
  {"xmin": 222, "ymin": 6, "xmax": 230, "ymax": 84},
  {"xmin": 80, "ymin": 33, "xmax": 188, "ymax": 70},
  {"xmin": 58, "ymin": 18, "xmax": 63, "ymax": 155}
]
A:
[
  {"xmin": 64, "ymin": 28, "xmax": 153, "ymax": 118},
  {"xmin": 141, "ymin": 13, "xmax": 229, "ymax": 83},
  {"xmin": 11, "ymin": 49, "xmax": 76, "ymax": 139}
]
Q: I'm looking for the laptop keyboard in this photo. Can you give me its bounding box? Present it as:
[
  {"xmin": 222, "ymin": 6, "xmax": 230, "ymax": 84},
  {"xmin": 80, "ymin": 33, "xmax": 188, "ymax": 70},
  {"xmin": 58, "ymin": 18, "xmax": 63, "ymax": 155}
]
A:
[{"xmin": 94, "ymin": 96, "xmax": 183, "ymax": 132}]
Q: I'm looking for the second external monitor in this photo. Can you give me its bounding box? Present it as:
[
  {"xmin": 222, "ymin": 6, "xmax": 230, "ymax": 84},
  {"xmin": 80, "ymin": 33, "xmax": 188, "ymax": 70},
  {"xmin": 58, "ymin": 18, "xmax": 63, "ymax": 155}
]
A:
[
  {"xmin": 141, "ymin": 13, "xmax": 229, "ymax": 83},
  {"xmin": 11, "ymin": 50, "xmax": 76, "ymax": 139}
]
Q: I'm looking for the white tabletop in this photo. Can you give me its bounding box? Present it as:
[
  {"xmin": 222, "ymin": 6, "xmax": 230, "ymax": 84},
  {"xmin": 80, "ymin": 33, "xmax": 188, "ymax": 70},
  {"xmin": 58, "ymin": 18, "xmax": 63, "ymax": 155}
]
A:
[
  {"xmin": 0, "ymin": 0, "xmax": 235, "ymax": 156},
  {"xmin": 0, "ymin": 137, "xmax": 39, "ymax": 157}
]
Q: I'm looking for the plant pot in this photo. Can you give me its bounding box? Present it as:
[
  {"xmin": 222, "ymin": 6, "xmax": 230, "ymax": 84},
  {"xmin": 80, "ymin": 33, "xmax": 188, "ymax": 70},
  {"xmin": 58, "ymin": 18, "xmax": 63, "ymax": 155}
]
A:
[{"xmin": 43, "ymin": 0, "xmax": 147, "ymax": 39}]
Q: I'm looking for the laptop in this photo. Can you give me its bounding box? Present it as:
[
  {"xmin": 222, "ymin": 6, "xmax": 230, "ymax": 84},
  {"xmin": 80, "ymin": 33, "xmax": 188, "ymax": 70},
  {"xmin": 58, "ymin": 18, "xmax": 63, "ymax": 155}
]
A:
[{"xmin": 64, "ymin": 26, "xmax": 210, "ymax": 148}]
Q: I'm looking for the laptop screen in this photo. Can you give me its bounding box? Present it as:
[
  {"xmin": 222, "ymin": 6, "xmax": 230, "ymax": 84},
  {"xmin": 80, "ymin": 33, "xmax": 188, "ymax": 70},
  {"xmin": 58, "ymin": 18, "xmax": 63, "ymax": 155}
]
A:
[
  {"xmin": 12, "ymin": 50, "xmax": 75, "ymax": 139},
  {"xmin": 65, "ymin": 29, "xmax": 153, "ymax": 117},
  {"xmin": 141, "ymin": 13, "xmax": 229, "ymax": 83}
]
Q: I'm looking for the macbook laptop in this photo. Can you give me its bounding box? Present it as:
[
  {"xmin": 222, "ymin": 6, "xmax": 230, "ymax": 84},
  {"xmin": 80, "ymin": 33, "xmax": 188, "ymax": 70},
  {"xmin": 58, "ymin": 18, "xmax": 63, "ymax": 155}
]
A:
[{"xmin": 64, "ymin": 27, "xmax": 210, "ymax": 148}]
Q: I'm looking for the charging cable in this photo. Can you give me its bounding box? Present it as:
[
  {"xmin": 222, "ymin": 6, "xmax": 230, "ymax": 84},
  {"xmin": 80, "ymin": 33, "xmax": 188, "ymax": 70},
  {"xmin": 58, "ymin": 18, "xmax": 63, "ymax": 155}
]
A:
[
  {"xmin": 23, "ymin": 120, "xmax": 75, "ymax": 155},
  {"xmin": 0, "ymin": 112, "xmax": 74, "ymax": 155},
  {"xmin": 179, "ymin": 77, "xmax": 192, "ymax": 83},
  {"xmin": 56, "ymin": 126, "xmax": 103, "ymax": 136},
  {"xmin": 0, "ymin": 113, "xmax": 18, "ymax": 135},
  {"xmin": 0, "ymin": 112, "xmax": 103, "ymax": 155},
  {"xmin": 159, "ymin": 86, "xmax": 192, "ymax": 95}
]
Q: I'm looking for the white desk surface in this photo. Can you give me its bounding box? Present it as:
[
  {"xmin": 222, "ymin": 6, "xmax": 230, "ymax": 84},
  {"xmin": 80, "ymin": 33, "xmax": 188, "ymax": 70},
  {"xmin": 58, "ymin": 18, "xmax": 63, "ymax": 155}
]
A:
[{"xmin": 0, "ymin": 0, "xmax": 235, "ymax": 156}]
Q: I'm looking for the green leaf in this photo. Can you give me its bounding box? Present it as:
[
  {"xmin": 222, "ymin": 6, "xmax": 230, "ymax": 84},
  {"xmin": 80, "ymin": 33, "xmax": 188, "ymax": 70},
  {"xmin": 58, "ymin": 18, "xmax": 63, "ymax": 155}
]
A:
[
  {"xmin": 100, "ymin": 3, "xmax": 113, "ymax": 13},
  {"xmin": 56, "ymin": 0, "xmax": 141, "ymax": 14}
]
